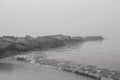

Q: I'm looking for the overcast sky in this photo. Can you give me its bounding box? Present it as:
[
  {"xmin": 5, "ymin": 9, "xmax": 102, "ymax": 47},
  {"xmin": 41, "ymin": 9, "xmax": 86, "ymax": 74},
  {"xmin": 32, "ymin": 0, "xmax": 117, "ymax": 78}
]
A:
[{"xmin": 0, "ymin": 0, "xmax": 120, "ymax": 38}]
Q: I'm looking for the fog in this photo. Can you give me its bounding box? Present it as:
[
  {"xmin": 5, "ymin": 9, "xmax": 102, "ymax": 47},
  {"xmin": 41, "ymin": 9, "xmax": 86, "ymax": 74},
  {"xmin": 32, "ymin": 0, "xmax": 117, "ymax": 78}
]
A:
[{"xmin": 0, "ymin": 0, "xmax": 120, "ymax": 38}]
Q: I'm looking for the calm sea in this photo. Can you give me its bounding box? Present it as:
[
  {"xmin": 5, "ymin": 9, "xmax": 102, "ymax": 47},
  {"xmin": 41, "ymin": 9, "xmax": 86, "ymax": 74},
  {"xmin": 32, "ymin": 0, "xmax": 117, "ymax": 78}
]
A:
[{"xmin": 45, "ymin": 37, "xmax": 120, "ymax": 71}]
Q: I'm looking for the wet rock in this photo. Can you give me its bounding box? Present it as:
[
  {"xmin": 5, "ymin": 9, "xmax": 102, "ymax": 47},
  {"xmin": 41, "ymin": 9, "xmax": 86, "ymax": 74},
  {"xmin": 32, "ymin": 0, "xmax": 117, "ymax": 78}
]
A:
[
  {"xmin": 50, "ymin": 34, "xmax": 71, "ymax": 41},
  {"xmin": 97, "ymin": 69, "xmax": 120, "ymax": 80},
  {"xmin": 78, "ymin": 65, "xmax": 97, "ymax": 77},
  {"xmin": 60, "ymin": 62, "xmax": 79, "ymax": 72}
]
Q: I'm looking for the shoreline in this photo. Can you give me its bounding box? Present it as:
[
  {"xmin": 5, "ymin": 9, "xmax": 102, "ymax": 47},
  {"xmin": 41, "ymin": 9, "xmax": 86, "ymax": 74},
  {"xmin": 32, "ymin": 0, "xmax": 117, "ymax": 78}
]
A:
[
  {"xmin": 0, "ymin": 58, "xmax": 94, "ymax": 80},
  {"xmin": 0, "ymin": 35, "xmax": 107, "ymax": 80},
  {"xmin": 12, "ymin": 53, "xmax": 120, "ymax": 80}
]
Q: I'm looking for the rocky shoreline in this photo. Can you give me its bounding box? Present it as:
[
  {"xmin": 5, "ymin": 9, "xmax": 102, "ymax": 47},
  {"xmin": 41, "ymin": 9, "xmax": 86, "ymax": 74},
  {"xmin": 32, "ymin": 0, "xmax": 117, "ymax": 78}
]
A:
[
  {"xmin": 0, "ymin": 34, "xmax": 107, "ymax": 80},
  {"xmin": 0, "ymin": 35, "xmax": 104, "ymax": 58},
  {"xmin": 12, "ymin": 53, "xmax": 120, "ymax": 80}
]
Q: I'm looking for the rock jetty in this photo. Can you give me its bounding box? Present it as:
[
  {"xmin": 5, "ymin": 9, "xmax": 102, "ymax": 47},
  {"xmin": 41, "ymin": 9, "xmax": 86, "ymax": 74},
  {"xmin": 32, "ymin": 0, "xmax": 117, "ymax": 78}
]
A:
[{"xmin": 0, "ymin": 35, "xmax": 104, "ymax": 58}]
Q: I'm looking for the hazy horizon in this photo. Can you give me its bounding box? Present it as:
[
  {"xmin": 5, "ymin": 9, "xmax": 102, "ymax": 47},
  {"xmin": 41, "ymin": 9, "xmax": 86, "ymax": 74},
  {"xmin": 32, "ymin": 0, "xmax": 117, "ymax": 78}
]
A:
[{"xmin": 0, "ymin": 0, "xmax": 120, "ymax": 38}]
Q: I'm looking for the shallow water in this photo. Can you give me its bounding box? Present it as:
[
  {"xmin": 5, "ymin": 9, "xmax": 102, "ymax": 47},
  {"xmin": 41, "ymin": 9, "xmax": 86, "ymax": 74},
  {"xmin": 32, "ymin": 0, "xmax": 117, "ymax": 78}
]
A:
[
  {"xmin": 45, "ymin": 38, "xmax": 120, "ymax": 71},
  {"xmin": 0, "ymin": 59, "xmax": 93, "ymax": 80}
]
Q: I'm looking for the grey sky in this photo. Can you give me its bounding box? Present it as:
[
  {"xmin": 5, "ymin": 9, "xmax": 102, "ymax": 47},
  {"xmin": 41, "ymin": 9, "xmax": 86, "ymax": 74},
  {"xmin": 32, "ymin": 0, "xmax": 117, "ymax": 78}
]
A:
[{"xmin": 0, "ymin": 0, "xmax": 120, "ymax": 38}]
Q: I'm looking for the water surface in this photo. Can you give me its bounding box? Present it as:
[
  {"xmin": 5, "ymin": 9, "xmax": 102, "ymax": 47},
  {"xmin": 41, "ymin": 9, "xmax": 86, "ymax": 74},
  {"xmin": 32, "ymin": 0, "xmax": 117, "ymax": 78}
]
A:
[{"xmin": 45, "ymin": 38, "xmax": 120, "ymax": 71}]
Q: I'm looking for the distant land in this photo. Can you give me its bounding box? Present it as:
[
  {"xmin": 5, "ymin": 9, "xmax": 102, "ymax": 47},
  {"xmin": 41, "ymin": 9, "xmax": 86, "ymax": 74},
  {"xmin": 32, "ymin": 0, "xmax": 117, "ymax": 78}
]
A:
[{"xmin": 0, "ymin": 34, "xmax": 104, "ymax": 58}]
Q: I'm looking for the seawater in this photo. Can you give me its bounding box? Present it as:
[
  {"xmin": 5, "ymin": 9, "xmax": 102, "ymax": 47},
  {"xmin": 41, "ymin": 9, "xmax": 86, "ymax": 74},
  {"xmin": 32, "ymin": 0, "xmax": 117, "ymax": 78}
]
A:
[{"xmin": 45, "ymin": 38, "xmax": 120, "ymax": 71}]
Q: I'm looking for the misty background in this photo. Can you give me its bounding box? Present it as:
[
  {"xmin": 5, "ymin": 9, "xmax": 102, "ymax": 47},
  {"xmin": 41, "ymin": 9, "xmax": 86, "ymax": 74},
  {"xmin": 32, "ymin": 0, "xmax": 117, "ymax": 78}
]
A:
[
  {"xmin": 1, "ymin": 1, "xmax": 120, "ymax": 78},
  {"xmin": 0, "ymin": 0, "xmax": 120, "ymax": 39}
]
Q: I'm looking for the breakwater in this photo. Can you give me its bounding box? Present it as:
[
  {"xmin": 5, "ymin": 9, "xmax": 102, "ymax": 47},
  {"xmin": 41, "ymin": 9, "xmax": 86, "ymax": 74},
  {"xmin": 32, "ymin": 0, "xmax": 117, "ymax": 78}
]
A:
[{"xmin": 0, "ymin": 35, "xmax": 103, "ymax": 58}]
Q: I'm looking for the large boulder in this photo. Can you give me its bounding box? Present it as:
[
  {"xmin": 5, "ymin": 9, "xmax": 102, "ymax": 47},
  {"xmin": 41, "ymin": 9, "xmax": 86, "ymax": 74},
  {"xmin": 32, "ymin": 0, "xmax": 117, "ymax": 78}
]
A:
[
  {"xmin": 0, "ymin": 36, "xmax": 16, "ymax": 43},
  {"xmin": 36, "ymin": 36, "xmax": 65, "ymax": 49},
  {"xmin": 25, "ymin": 35, "xmax": 41, "ymax": 49},
  {"xmin": 50, "ymin": 34, "xmax": 71, "ymax": 41}
]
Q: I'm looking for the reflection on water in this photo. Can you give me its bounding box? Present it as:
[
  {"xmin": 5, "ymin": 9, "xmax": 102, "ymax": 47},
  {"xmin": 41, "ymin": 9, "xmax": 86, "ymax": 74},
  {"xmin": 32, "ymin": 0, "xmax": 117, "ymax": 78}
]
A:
[{"xmin": 0, "ymin": 59, "xmax": 93, "ymax": 80}]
